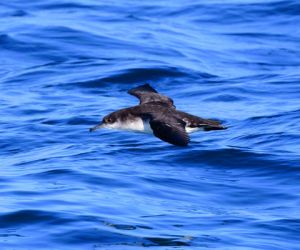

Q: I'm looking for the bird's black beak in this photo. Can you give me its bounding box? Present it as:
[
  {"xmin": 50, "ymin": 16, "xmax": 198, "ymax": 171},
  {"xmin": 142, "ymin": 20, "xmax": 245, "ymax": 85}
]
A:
[{"xmin": 89, "ymin": 122, "xmax": 103, "ymax": 132}]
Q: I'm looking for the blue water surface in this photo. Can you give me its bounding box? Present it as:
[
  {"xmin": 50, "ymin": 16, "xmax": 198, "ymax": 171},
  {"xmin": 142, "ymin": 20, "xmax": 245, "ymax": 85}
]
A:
[{"xmin": 1, "ymin": 0, "xmax": 300, "ymax": 249}]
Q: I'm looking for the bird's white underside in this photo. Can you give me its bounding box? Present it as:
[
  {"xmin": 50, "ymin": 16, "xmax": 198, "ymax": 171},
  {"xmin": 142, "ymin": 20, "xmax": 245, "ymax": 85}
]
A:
[{"xmin": 102, "ymin": 117, "xmax": 203, "ymax": 134}]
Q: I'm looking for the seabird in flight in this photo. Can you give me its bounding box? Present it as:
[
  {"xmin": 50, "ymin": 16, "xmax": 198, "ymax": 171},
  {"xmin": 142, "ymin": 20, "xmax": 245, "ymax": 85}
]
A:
[{"xmin": 90, "ymin": 84, "xmax": 226, "ymax": 146}]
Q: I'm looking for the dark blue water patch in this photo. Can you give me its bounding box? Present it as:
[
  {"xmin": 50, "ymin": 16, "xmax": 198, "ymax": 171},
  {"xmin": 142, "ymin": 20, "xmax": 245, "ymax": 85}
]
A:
[
  {"xmin": 0, "ymin": 34, "xmax": 62, "ymax": 61},
  {"xmin": 31, "ymin": 2, "xmax": 96, "ymax": 11},
  {"xmin": 41, "ymin": 116, "xmax": 94, "ymax": 126},
  {"xmin": 0, "ymin": 210, "xmax": 74, "ymax": 228},
  {"xmin": 203, "ymin": 94, "xmax": 243, "ymax": 102},
  {"xmin": 0, "ymin": 9, "xmax": 28, "ymax": 17},
  {"xmin": 99, "ymin": 67, "xmax": 187, "ymax": 84},
  {"xmin": 71, "ymin": 67, "xmax": 187, "ymax": 89}
]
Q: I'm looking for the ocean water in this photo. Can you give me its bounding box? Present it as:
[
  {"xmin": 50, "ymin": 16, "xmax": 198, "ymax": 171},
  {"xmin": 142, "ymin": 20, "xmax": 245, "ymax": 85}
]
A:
[{"xmin": 1, "ymin": 0, "xmax": 300, "ymax": 249}]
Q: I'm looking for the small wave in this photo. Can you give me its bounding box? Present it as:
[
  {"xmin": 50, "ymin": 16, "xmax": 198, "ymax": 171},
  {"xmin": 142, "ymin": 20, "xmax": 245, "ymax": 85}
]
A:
[
  {"xmin": 100, "ymin": 67, "xmax": 186, "ymax": 84},
  {"xmin": 171, "ymin": 148, "xmax": 299, "ymax": 171},
  {"xmin": 0, "ymin": 210, "xmax": 73, "ymax": 228},
  {"xmin": 0, "ymin": 9, "xmax": 28, "ymax": 17},
  {"xmin": 72, "ymin": 66, "xmax": 187, "ymax": 88}
]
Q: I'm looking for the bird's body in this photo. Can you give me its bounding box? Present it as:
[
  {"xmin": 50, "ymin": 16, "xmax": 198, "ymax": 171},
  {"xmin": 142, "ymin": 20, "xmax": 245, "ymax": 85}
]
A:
[{"xmin": 90, "ymin": 84, "xmax": 226, "ymax": 146}]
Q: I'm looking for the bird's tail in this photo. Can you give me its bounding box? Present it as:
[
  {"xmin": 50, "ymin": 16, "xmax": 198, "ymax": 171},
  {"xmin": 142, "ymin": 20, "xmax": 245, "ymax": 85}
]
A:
[
  {"xmin": 203, "ymin": 124, "xmax": 227, "ymax": 131},
  {"xmin": 200, "ymin": 119, "xmax": 227, "ymax": 131}
]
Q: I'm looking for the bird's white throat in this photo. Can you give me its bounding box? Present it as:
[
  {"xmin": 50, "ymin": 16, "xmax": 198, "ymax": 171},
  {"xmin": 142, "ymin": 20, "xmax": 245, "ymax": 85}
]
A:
[{"xmin": 103, "ymin": 118, "xmax": 153, "ymax": 134}]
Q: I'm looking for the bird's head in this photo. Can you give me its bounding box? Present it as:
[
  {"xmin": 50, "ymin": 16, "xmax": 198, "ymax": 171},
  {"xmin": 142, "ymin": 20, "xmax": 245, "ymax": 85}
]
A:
[{"xmin": 89, "ymin": 112, "xmax": 120, "ymax": 132}]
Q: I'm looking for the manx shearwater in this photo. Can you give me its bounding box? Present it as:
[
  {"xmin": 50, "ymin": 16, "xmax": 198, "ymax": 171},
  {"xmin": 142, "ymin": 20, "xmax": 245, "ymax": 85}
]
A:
[{"xmin": 90, "ymin": 84, "xmax": 226, "ymax": 146}]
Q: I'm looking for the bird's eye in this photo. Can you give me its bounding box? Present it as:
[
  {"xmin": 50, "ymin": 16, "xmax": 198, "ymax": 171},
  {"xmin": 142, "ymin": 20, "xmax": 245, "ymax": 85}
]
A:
[{"xmin": 105, "ymin": 117, "xmax": 113, "ymax": 123}]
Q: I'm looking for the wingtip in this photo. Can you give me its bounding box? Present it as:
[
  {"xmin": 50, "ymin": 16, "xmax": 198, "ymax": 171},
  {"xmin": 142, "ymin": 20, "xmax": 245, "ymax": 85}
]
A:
[
  {"xmin": 175, "ymin": 141, "xmax": 189, "ymax": 147},
  {"xmin": 142, "ymin": 83, "xmax": 152, "ymax": 88},
  {"xmin": 128, "ymin": 83, "xmax": 157, "ymax": 94},
  {"xmin": 139, "ymin": 83, "xmax": 152, "ymax": 88}
]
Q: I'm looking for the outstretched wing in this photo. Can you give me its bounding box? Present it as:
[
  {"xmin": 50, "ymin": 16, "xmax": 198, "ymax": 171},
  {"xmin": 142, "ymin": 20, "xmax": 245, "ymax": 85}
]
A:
[
  {"xmin": 149, "ymin": 117, "xmax": 190, "ymax": 146},
  {"xmin": 128, "ymin": 83, "xmax": 175, "ymax": 108}
]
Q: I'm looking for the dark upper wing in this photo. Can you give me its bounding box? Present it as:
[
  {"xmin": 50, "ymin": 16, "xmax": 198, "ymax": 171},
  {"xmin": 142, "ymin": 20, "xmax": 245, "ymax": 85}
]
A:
[
  {"xmin": 128, "ymin": 84, "xmax": 175, "ymax": 108},
  {"xmin": 149, "ymin": 117, "xmax": 190, "ymax": 146}
]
